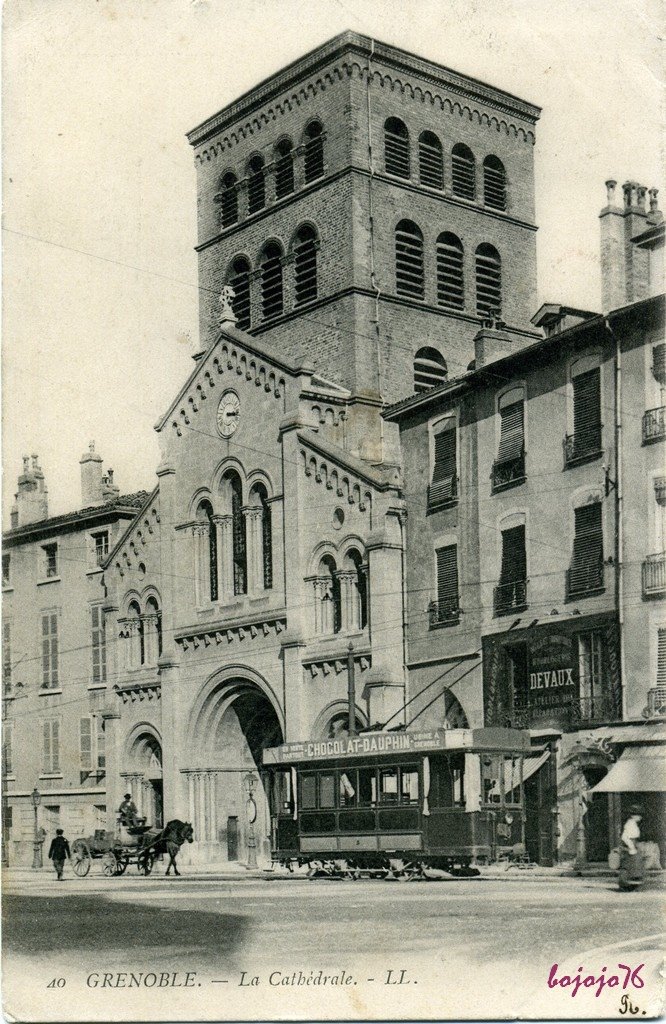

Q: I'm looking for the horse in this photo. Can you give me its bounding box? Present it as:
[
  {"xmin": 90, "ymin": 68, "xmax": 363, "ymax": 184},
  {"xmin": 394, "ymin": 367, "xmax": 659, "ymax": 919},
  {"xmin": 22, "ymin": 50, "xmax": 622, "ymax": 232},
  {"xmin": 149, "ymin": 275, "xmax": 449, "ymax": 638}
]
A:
[{"xmin": 142, "ymin": 819, "xmax": 194, "ymax": 876}]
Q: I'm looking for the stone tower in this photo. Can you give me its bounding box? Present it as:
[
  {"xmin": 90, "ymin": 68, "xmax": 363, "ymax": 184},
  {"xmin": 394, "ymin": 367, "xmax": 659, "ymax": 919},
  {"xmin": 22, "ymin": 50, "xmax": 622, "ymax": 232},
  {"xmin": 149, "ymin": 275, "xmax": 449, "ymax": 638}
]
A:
[{"xmin": 188, "ymin": 32, "xmax": 541, "ymax": 405}]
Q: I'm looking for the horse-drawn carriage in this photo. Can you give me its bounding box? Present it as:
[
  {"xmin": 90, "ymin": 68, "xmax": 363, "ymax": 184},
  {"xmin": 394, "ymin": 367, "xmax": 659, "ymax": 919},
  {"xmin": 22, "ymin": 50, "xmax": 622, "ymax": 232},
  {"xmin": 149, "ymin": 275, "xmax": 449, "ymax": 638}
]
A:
[{"xmin": 71, "ymin": 819, "xmax": 193, "ymax": 877}]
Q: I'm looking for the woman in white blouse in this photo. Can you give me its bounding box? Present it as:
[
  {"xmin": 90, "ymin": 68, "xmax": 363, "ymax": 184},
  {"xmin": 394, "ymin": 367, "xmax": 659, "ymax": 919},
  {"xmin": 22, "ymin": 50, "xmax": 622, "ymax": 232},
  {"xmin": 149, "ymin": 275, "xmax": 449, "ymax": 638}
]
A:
[{"xmin": 618, "ymin": 804, "xmax": 645, "ymax": 890}]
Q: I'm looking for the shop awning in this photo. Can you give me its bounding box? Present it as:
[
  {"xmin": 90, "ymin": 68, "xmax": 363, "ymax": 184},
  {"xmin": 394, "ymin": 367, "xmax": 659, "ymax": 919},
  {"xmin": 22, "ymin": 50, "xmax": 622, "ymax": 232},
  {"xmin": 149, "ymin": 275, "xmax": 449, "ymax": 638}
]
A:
[
  {"xmin": 591, "ymin": 745, "xmax": 666, "ymax": 793},
  {"xmin": 522, "ymin": 749, "xmax": 550, "ymax": 783}
]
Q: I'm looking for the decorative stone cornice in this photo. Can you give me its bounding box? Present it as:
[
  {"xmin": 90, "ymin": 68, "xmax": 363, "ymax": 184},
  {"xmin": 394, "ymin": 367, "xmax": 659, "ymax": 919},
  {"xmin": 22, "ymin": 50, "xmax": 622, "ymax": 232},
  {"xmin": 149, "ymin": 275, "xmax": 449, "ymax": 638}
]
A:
[
  {"xmin": 188, "ymin": 33, "xmax": 538, "ymax": 161},
  {"xmin": 107, "ymin": 488, "xmax": 161, "ymax": 578},
  {"xmin": 175, "ymin": 611, "xmax": 287, "ymax": 651},
  {"xmin": 114, "ymin": 681, "xmax": 161, "ymax": 705},
  {"xmin": 303, "ymin": 648, "xmax": 371, "ymax": 680}
]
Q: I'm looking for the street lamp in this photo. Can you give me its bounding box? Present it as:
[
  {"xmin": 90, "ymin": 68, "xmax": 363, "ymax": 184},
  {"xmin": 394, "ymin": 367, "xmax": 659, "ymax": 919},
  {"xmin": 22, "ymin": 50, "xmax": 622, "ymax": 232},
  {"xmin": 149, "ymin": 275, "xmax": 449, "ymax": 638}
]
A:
[
  {"xmin": 245, "ymin": 772, "xmax": 258, "ymax": 870},
  {"xmin": 31, "ymin": 787, "xmax": 43, "ymax": 869}
]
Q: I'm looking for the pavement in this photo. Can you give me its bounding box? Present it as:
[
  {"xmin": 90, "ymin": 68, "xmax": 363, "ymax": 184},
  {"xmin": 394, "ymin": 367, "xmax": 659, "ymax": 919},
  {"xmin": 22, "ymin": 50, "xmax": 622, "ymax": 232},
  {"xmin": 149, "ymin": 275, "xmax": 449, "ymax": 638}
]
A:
[{"xmin": 2, "ymin": 870, "xmax": 665, "ymax": 1022}]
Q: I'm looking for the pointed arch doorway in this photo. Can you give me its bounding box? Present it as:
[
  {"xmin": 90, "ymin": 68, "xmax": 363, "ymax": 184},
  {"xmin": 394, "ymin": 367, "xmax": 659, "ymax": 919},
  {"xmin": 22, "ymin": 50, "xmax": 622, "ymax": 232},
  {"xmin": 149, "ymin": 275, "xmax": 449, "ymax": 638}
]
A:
[{"xmin": 186, "ymin": 671, "xmax": 284, "ymax": 864}]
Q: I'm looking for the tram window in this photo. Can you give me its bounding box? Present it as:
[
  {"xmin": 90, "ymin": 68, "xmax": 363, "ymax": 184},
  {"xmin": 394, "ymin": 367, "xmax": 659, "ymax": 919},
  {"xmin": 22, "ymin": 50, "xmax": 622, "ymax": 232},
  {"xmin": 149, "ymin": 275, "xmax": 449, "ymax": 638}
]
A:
[
  {"xmin": 401, "ymin": 768, "xmax": 419, "ymax": 804},
  {"xmin": 339, "ymin": 771, "xmax": 357, "ymax": 807},
  {"xmin": 379, "ymin": 768, "xmax": 399, "ymax": 803},
  {"xmin": 357, "ymin": 767, "xmax": 376, "ymax": 806},
  {"xmin": 274, "ymin": 771, "xmax": 292, "ymax": 815},
  {"xmin": 319, "ymin": 773, "xmax": 336, "ymax": 808},
  {"xmin": 301, "ymin": 774, "xmax": 317, "ymax": 809},
  {"xmin": 449, "ymin": 754, "xmax": 465, "ymax": 807},
  {"xmin": 503, "ymin": 754, "xmax": 522, "ymax": 805},
  {"xmin": 482, "ymin": 755, "xmax": 502, "ymax": 805}
]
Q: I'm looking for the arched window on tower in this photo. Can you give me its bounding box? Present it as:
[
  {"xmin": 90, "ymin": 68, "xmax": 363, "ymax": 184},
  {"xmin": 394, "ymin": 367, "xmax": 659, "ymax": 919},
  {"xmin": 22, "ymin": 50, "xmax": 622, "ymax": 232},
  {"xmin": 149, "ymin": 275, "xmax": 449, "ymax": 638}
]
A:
[
  {"xmin": 259, "ymin": 242, "xmax": 284, "ymax": 320},
  {"xmin": 218, "ymin": 172, "xmax": 239, "ymax": 227},
  {"xmin": 126, "ymin": 601, "xmax": 144, "ymax": 669},
  {"xmin": 436, "ymin": 232, "xmax": 464, "ymax": 310},
  {"xmin": 144, "ymin": 596, "xmax": 162, "ymax": 665},
  {"xmin": 395, "ymin": 220, "xmax": 424, "ymax": 299},
  {"xmin": 303, "ymin": 121, "xmax": 324, "ymax": 182},
  {"xmin": 196, "ymin": 499, "xmax": 218, "ymax": 603},
  {"xmin": 225, "ymin": 471, "xmax": 246, "ymax": 596},
  {"xmin": 451, "ymin": 143, "xmax": 476, "ymax": 200},
  {"xmin": 418, "ymin": 131, "xmax": 443, "ymax": 189},
  {"xmin": 293, "ymin": 225, "xmax": 318, "ymax": 305},
  {"xmin": 247, "ymin": 155, "xmax": 266, "ymax": 214},
  {"xmin": 274, "ymin": 139, "xmax": 294, "ymax": 199},
  {"xmin": 483, "ymin": 155, "xmax": 506, "ymax": 210},
  {"xmin": 475, "ymin": 243, "xmax": 502, "ymax": 317},
  {"xmin": 227, "ymin": 257, "xmax": 251, "ymax": 331},
  {"xmin": 384, "ymin": 118, "xmax": 410, "ymax": 178},
  {"xmin": 315, "ymin": 555, "xmax": 341, "ymax": 635},
  {"xmin": 249, "ymin": 483, "xmax": 273, "ymax": 591},
  {"xmin": 344, "ymin": 549, "xmax": 368, "ymax": 631},
  {"xmin": 414, "ymin": 347, "xmax": 448, "ymax": 393}
]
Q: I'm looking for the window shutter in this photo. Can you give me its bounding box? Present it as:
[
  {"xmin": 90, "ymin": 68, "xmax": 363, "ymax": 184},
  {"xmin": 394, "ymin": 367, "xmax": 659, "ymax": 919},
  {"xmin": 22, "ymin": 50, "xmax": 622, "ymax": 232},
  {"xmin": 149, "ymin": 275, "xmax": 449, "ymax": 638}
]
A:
[
  {"xmin": 418, "ymin": 133, "xmax": 443, "ymax": 189},
  {"xmin": 395, "ymin": 222, "xmax": 424, "ymax": 298},
  {"xmin": 229, "ymin": 260, "xmax": 251, "ymax": 331},
  {"xmin": 431, "ymin": 427, "xmax": 457, "ymax": 503},
  {"xmin": 570, "ymin": 503, "xmax": 603, "ymax": 591},
  {"xmin": 652, "ymin": 343, "xmax": 666, "ymax": 386},
  {"xmin": 96, "ymin": 717, "xmax": 106, "ymax": 770},
  {"xmin": 303, "ymin": 124, "xmax": 324, "ymax": 182},
  {"xmin": 52, "ymin": 721, "xmax": 60, "ymax": 773},
  {"xmin": 572, "ymin": 367, "xmax": 601, "ymax": 447},
  {"xmin": 497, "ymin": 401, "xmax": 524, "ymax": 461},
  {"xmin": 500, "ymin": 525, "xmax": 526, "ymax": 584},
  {"xmin": 43, "ymin": 721, "xmax": 51, "ymax": 773},
  {"xmin": 294, "ymin": 229, "xmax": 318, "ymax": 305},
  {"xmin": 451, "ymin": 147, "xmax": 475, "ymax": 199},
  {"xmin": 384, "ymin": 120, "xmax": 410, "ymax": 178},
  {"xmin": 436, "ymin": 546, "xmax": 459, "ymax": 609},
  {"xmin": 436, "ymin": 234, "xmax": 464, "ymax": 310},
  {"xmin": 260, "ymin": 247, "xmax": 283, "ymax": 319},
  {"xmin": 80, "ymin": 717, "xmax": 92, "ymax": 771},
  {"xmin": 657, "ymin": 628, "xmax": 666, "ymax": 685},
  {"xmin": 476, "ymin": 247, "xmax": 502, "ymax": 316}
]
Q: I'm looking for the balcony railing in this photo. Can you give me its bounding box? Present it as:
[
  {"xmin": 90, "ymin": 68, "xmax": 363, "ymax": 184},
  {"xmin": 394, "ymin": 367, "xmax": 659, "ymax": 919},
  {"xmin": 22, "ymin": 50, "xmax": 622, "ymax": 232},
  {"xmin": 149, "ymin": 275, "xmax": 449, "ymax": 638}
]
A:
[
  {"xmin": 643, "ymin": 406, "xmax": 666, "ymax": 444},
  {"xmin": 428, "ymin": 599, "xmax": 460, "ymax": 628},
  {"xmin": 563, "ymin": 425, "xmax": 603, "ymax": 468},
  {"xmin": 566, "ymin": 558, "xmax": 604, "ymax": 600},
  {"xmin": 642, "ymin": 552, "xmax": 666, "ymax": 597},
  {"xmin": 494, "ymin": 579, "xmax": 528, "ymax": 616},
  {"xmin": 507, "ymin": 693, "xmax": 620, "ymax": 729},
  {"xmin": 491, "ymin": 452, "xmax": 526, "ymax": 493},
  {"xmin": 647, "ymin": 687, "xmax": 666, "ymax": 716},
  {"xmin": 427, "ymin": 475, "xmax": 458, "ymax": 512}
]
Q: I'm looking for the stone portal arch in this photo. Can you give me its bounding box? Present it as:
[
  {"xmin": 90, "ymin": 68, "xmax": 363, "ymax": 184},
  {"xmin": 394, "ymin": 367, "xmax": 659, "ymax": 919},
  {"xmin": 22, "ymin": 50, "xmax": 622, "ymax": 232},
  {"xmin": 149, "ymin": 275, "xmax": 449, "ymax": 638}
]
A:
[
  {"xmin": 183, "ymin": 668, "xmax": 284, "ymax": 865},
  {"xmin": 122, "ymin": 726, "xmax": 164, "ymax": 828}
]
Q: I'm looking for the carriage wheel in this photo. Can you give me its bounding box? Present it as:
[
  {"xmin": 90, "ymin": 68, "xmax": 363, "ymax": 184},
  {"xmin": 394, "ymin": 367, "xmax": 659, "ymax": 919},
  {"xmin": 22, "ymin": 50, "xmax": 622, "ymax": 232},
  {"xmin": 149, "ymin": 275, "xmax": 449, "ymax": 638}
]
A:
[
  {"xmin": 72, "ymin": 842, "xmax": 91, "ymax": 878},
  {"xmin": 116, "ymin": 855, "xmax": 129, "ymax": 876},
  {"xmin": 138, "ymin": 851, "xmax": 154, "ymax": 876},
  {"xmin": 102, "ymin": 851, "xmax": 119, "ymax": 877}
]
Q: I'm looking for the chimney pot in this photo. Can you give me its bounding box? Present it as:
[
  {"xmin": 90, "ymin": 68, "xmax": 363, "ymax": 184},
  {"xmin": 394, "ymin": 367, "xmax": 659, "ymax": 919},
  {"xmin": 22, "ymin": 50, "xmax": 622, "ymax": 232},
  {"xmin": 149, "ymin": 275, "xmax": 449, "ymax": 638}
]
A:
[{"xmin": 605, "ymin": 179, "xmax": 617, "ymax": 205}]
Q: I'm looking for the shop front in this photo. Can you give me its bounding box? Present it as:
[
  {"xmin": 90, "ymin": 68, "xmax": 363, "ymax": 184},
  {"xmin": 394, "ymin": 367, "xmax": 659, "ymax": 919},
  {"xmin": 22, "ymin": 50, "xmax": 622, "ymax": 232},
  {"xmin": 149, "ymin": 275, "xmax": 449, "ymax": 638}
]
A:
[{"xmin": 482, "ymin": 613, "xmax": 622, "ymax": 864}]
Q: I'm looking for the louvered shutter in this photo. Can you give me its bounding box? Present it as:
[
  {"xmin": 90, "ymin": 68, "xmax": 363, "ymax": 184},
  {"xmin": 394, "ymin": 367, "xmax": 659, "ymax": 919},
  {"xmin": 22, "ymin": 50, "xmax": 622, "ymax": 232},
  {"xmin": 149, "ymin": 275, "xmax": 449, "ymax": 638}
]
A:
[
  {"xmin": 572, "ymin": 367, "xmax": 601, "ymax": 453},
  {"xmin": 497, "ymin": 401, "xmax": 524, "ymax": 462},
  {"xmin": 500, "ymin": 526, "xmax": 526, "ymax": 584},
  {"xmin": 657, "ymin": 628, "xmax": 666, "ymax": 685},
  {"xmin": 80, "ymin": 717, "xmax": 92, "ymax": 772},
  {"xmin": 436, "ymin": 545, "xmax": 459, "ymax": 611},
  {"xmin": 431, "ymin": 427, "xmax": 457, "ymax": 504},
  {"xmin": 570, "ymin": 503, "xmax": 603, "ymax": 592},
  {"xmin": 652, "ymin": 343, "xmax": 666, "ymax": 386}
]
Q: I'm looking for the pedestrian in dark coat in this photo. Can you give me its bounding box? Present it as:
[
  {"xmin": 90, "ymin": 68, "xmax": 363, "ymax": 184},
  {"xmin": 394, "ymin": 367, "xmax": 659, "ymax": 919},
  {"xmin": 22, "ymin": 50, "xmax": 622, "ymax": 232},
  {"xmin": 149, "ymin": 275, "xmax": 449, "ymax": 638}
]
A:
[{"xmin": 48, "ymin": 828, "xmax": 71, "ymax": 881}]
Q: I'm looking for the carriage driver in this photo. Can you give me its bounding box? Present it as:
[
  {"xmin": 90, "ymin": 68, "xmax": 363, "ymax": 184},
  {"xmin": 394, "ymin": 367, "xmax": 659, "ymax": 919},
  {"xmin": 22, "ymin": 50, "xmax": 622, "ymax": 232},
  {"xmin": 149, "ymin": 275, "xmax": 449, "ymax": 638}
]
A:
[{"xmin": 118, "ymin": 793, "xmax": 139, "ymax": 828}]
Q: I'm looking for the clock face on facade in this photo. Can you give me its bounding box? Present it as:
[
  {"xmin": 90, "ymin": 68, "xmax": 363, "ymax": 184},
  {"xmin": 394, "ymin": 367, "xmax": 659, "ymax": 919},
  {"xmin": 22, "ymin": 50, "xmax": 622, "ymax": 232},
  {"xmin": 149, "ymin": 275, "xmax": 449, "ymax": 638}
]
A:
[{"xmin": 217, "ymin": 391, "xmax": 241, "ymax": 438}]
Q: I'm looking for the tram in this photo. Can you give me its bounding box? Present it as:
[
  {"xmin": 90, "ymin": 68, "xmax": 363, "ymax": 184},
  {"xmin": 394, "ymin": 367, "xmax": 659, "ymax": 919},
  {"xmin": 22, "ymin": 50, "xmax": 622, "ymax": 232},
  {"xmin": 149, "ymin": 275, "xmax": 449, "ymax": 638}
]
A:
[{"xmin": 263, "ymin": 726, "xmax": 533, "ymax": 878}]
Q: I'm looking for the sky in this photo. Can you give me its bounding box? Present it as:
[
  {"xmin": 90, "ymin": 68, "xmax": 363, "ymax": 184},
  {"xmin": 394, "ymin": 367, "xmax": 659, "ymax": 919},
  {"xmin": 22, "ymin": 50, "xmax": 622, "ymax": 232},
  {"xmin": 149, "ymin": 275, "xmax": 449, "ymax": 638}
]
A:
[{"xmin": 2, "ymin": 0, "xmax": 663, "ymax": 521}]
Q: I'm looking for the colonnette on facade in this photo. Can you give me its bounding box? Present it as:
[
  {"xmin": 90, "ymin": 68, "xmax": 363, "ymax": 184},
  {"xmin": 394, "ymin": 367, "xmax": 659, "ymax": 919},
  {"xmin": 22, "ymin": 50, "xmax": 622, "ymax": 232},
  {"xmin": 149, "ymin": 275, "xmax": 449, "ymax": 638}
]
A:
[{"xmin": 3, "ymin": 32, "xmax": 664, "ymax": 866}]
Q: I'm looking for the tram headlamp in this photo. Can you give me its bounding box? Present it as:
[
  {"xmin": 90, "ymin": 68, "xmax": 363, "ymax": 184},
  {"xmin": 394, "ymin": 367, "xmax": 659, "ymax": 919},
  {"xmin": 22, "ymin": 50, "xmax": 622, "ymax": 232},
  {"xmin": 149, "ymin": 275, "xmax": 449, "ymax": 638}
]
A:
[{"xmin": 504, "ymin": 813, "xmax": 514, "ymax": 825}]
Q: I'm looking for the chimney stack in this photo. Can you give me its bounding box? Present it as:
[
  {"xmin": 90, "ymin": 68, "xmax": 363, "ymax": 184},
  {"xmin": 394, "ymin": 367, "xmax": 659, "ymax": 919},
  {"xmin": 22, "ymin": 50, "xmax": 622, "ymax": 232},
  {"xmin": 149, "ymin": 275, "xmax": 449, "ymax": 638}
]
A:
[
  {"xmin": 14, "ymin": 454, "xmax": 49, "ymax": 526},
  {"xmin": 600, "ymin": 178, "xmax": 651, "ymax": 310},
  {"xmin": 80, "ymin": 441, "xmax": 105, "ymax": 506},
  {"xmin": 473, "ymin": 314, "xmax": 513, "ymax": 368},
  {"xmin": 101, "ymin": 468, "xmax": 120, "ymax": 502}
]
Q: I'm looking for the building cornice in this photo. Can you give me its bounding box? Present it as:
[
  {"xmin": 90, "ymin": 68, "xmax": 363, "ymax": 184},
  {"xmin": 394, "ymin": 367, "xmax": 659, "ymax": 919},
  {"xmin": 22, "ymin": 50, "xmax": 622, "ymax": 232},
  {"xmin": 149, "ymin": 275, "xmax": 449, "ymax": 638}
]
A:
[
  {"xmin": 188, "ymin": 32, "xmax": 539, "ymax": 159},
  {"xmin": 3, "ymin": 501, "xmax": 147, "ymax": 547}
]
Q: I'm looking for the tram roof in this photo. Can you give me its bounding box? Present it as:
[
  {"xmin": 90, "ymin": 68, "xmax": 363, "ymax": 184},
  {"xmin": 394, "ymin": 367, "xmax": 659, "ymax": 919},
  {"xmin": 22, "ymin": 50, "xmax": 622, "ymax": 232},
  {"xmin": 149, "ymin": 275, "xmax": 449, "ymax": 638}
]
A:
[{"xmin": 262, "ymin": 727, "xmax": 533, "ymax": 766}]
